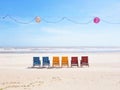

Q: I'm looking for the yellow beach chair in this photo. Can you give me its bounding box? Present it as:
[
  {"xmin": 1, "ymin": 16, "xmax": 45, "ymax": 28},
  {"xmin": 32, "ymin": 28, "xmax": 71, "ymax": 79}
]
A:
[
  {"xmin": 52, "ymin": 56, "xmax": 60, "ymax": 67},
  {"xmin": 61, "ymin": 56, "xmax": 69, "ymax": 67}
]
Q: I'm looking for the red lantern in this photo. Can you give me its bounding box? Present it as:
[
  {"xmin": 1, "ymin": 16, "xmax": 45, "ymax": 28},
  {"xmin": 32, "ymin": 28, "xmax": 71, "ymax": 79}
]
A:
[{"xmin": 93, "ymin": 17, "xmax": 100, "ymax": 24}]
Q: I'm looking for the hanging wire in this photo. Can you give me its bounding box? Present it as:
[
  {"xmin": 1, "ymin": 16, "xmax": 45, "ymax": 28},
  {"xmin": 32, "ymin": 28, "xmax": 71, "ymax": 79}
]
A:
[
  {"xmin": 101, "ymin": 19, "xmax": 120, "ymax": 24},
  {"xmin": 64, "ymin": 17, "xmax": 93, "ymax": 24},
  {"xmin": 1, "ymin": 15, "xmax": 35, "ymax": 24},
  {"xmin": 1, "ymin": 14, "xmax": 120, "ymax": 24},
  {"xmin": 1, "ymin": 15, "xmax": 93, "ymax": 24},
  {"xmin": 41, "ymin": 17, "xmax": 65, "ymax": 23},
  {"xmin": 41, "ymin": 17, "xmax": 93, "ymax": 24}
]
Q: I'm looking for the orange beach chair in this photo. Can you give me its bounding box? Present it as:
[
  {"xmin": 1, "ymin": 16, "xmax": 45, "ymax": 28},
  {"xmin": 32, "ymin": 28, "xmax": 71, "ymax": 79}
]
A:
[
  {"xmin": 61, "ymin": 56, "xmax": 69, "ymax": 67},
  {"xmin": 52, "ymin": 56, "xmax": 60, "ymax": 67}
]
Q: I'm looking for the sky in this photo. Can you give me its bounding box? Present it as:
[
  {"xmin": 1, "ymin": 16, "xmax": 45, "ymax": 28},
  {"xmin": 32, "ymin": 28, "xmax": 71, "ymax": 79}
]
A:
[{"xmin": 0, "ymin": 0, "xmax": 120, "ymax": 47}]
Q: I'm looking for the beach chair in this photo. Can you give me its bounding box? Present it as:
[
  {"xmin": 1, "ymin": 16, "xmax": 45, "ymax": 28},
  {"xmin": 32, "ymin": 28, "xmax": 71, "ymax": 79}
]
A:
[
  {"xmin": 33, "ymin": 57, "xmax": 41, "ymax": 67},
  {"xmin": 52, "ymin": 56, "xmax": 60, "ymax": 67},
  {"xmin": 80, "ymin": 56, "xmax": 89, "ymax": 67},
  {"xmin": 71, "ymin": 57, "xmax": 78, "ymax": 67},
  {"xmin": 42, "ymin": 57, "xmax": 50, "ymax": 67},
  {"xmin": 61, "ymin": 56, "xmax": 69, "ymax": 67}
]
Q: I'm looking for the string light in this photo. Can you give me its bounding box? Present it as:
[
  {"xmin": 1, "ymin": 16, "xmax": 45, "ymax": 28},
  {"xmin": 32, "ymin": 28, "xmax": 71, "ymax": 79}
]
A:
[{"xmin": 0, "ymin": 15, "xmax": 120, "ymax": 24}]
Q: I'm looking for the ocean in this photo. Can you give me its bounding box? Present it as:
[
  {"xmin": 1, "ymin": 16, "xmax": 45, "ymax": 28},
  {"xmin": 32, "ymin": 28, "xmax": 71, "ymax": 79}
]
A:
[{"xmin": 0, "ymin": 47, "xmax": 120, "ymax": 53}]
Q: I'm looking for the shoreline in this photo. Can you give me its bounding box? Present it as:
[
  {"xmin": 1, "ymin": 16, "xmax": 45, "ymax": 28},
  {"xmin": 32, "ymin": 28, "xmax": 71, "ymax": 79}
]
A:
[{"xmin": 0, "ymin": 51, "xmax": 120, "ymax": 54}]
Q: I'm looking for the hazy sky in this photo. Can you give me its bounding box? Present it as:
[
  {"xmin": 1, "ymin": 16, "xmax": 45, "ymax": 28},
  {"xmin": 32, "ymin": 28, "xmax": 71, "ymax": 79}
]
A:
[{"xmin": 0, "ymin": 0, "xmax": 120, "ymax": 47}]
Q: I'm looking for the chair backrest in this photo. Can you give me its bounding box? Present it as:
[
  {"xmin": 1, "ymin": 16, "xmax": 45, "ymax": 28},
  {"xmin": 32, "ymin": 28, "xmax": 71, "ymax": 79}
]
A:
[
  {"xmin": 81, "ymin": 56, "xmax": 88, "ymax": 63},
  {"xmin": 33, "ymin": 57, "xmax": 40, "ymax": 66},
  {"xmin": 71, "ymin": 57, "xmax": 78, "ymax": 64},
  {"xmin": 53, "ymin": 56, "xmax": 60, "ymax": 63},
  {"xmin": 52, "ymin": 56, "xmax": 60, "ymax": 66},
  {"xmin": 42, "ymin": 57, "xmax": 50, "ymax": 65},
  {"xmin": 61, "ymin": 56, "xmax": 68, "ymax": 66}
]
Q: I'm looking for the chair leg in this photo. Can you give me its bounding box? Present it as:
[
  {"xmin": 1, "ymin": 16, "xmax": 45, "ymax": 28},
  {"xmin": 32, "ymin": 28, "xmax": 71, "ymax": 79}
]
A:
[
  {"xmin": 67, "ymin": 65, "xmax": 69, "ymax": 68},
  {"xmin": 80, "ymin": 64, "xmax": 83, "ymax": 68},
  {"xmin": 88, "ymin": 64, "xmax": 89, "ymax": 67}
]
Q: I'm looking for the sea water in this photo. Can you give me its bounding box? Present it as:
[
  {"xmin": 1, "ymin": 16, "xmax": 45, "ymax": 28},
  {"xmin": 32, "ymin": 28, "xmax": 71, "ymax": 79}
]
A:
[{"xmin": 0, "ymin": 47, "xmax": 120, "ymax": 53}]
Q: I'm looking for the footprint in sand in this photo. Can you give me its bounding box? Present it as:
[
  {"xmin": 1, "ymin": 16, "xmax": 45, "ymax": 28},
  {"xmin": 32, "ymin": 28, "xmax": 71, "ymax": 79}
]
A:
[
  {"xmin": 1, "ymin": 80, "xmax": 44, "ymax": 90},
  {"xmin": 1, "ymin": 82, "xmax": 21, "ymax": 90},
  {"xmin": 28, "ymin": 80, "xmax": 44, "ymax": 87},
  {"xmin": 51, "ymin": 76, "xmax": 62, "ymax": 82}
]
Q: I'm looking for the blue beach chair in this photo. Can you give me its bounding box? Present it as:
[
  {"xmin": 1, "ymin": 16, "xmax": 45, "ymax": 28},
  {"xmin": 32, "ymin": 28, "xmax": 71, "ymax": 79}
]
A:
[
  {"xmin": 42, "ymin": 57, "xmax": 50, "ymax": 67},
  {"xmin": 33, "ymin": 57, "xmax": 41, "ymax": 67}
]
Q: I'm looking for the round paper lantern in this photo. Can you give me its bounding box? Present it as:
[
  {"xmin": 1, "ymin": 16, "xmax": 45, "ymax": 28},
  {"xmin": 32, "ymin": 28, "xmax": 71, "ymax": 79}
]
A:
[
  {"xmin": 35, "ymin": 16, "xmax": 41, "ymax": 23},
  {"xmin": 93, "ymin": 17, "xmax": 100, "ymax": 24}
]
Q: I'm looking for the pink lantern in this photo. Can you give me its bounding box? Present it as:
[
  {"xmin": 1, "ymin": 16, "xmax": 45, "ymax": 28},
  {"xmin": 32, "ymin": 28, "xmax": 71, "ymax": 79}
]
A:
[
  {"xmin": 35, "ymin": 16, "xmax": 41, "ymax": 23},
  {"xmin": 93, "ymin": 17, "xmax": 100, "ymax": 24}
]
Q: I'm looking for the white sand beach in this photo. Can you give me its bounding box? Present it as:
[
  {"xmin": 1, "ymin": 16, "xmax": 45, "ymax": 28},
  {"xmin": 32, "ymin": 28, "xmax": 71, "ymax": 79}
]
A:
[{"xmin": 0, "ymin": 52, "xmax": 120, "ymax": 90}]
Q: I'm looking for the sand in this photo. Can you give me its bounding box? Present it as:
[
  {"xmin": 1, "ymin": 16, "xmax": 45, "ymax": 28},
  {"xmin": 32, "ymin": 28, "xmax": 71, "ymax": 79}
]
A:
[{"xmin": 0, "ymin": 52, "xmax": 120, "ymax": 90}]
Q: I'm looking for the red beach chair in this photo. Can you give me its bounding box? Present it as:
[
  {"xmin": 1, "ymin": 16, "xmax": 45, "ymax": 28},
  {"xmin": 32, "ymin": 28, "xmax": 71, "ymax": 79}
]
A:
[
  {"xmin": 71, "ymin": 57, "xmax": 78, "ymax": 67},
  {"xmin": 80, "ymin": 56, "xmax": 89, "ymax": 67}
]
